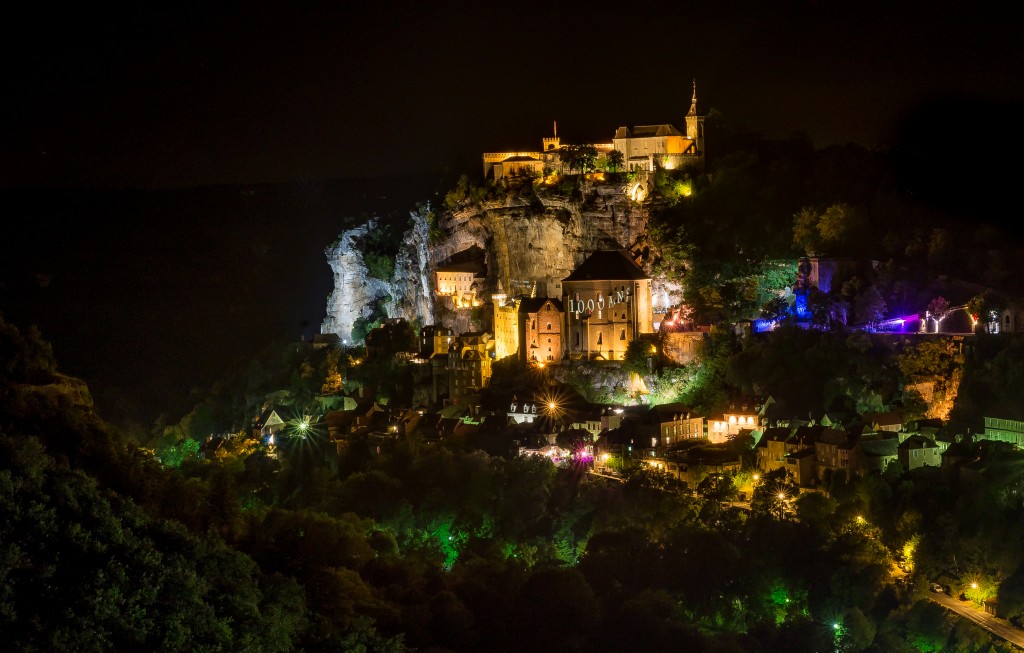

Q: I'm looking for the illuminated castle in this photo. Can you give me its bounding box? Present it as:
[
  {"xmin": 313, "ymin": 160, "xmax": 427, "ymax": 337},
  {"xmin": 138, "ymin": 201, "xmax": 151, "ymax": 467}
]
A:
[
  {"xmin": 612, "ymin": 81, "xmax": 704, "ymax": 172},
  {"xmin": 481, "ymin": 122, "xmax": 569, "ymax": 180},
  {"xmin": 482, "ymin": 83, "xmax": 704, "ymax": 180}
]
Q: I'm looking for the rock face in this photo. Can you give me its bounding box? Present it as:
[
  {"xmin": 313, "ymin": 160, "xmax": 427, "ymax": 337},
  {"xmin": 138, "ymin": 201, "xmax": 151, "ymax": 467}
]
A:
[
  {"xmin": 321, "ymin": 176, "xmax": 683, "ymax": 342},
  {"xmin": 321, "ymin": 209, "xmax": 435, "ymax": 345}
]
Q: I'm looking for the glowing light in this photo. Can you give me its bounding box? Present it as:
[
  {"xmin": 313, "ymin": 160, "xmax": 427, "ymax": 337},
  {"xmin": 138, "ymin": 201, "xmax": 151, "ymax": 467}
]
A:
[{"xmin": 856, "ymin": 515, "xmax": 865, "ymax": 523}]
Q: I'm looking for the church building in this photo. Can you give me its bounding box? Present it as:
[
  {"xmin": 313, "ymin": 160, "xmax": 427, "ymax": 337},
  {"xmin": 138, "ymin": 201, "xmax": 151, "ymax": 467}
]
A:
[
  {"xmin": 612, "ymin": 82, "xmax": 704, "ymax": 172},
  {"xmin": 561, "ymin": 249, "xmax": 653, "ymax": 361}
]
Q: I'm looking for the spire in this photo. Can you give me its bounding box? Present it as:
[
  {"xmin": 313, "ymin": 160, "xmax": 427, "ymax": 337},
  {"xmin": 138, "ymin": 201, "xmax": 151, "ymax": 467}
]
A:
[
  {"xmin": 687, "ymin": 79, "xmax": 698, "ymax": 117},
  {"xmin": 553, "ymin": 120, "xmax": 557, "ymax": 137}
]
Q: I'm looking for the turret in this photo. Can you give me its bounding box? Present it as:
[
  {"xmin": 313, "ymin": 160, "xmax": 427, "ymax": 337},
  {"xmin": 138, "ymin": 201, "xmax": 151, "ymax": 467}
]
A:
[{"xmin": 542, "ymin": 120, "xmax": 560, "ymax": 151}]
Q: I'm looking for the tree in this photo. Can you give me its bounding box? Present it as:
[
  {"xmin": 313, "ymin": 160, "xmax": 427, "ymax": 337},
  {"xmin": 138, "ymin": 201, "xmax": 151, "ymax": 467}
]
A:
[
  {"xmin": 792, "ymin": 203, "xmax": 865, "ymax": 256},
  {"xmin": 967, "ymin": 290, "xmax": 1007, "ymax": 333},
  {"xmin": 606, "ymin": 148, "xmax": 625, "ymax": 172},
  {"xmin": 750, "ymin": 467, "xmax": 799, "ymax": 520},
  {"xmin": 321, "ymin": 348, "xmax": 343, "ymax": 395},
  {"xmin": 853, "ymin": 286, "xmax": 886, "ymax": 327},
  {"xmin": 927, "ymin": 296, "xmax": 951, "ymax": 329},
  {"xmin": 622, "ymin": 338, "xmax": 654, "ymax": 376},
  {"xmin": 560, "ymin": 144, "xmax": 598, "ymax": 175}
]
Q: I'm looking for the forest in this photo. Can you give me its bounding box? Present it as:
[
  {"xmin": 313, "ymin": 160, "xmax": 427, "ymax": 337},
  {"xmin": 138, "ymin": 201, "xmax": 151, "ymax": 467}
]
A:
[{"xmin": 5, "ymin": 305, "xmax": 1024, "ymax": 652}]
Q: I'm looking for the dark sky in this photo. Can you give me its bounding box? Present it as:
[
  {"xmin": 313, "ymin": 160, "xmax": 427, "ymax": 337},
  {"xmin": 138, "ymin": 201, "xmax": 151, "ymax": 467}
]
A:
[
  {"xmin": 1, "ymin": 1, "xmax": 1022, "ymax": 429},
  {"xmin": 4, "ymin": 0, "xmax": 1022, "ymax": 189}
]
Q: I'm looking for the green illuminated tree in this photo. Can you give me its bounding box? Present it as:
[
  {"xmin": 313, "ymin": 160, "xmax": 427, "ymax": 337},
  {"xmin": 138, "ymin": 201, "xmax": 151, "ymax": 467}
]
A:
[{"xmin": 793, "ymin": 203, "xmax": 865, "ymax": 256}]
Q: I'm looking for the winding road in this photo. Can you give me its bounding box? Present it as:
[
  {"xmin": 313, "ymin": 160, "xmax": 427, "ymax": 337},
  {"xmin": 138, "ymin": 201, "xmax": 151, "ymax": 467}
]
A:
[{"xmin": 929, "ymin": 592, "xmax": 1024, "ymax": 649}]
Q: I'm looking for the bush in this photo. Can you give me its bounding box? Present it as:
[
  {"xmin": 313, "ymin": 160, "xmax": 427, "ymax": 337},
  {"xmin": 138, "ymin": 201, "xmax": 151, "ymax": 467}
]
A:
[{"xmin": 364, "ymin": 252, "xmax": 395, "ymax": 281}]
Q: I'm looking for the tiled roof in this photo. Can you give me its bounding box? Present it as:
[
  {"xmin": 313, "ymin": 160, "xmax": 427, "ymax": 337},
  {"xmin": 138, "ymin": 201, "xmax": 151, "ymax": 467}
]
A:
[
  {"xmin": 899, "ymin": 435, "xmax": 939, "ymax": 450},
  {"xmin": 616, "ymin": 124, "xmax": 684, "ymax": 138},
  {"xmin": 502, "ymin": 155, "xmax": 541, "ymax": 162},
  {"xmin": 518, "ymin": 297, "xmax": 564, "ymax": 314},
  {"xmin": 563, "ymin": 249, "xmax": 649, "ymax": 282}
]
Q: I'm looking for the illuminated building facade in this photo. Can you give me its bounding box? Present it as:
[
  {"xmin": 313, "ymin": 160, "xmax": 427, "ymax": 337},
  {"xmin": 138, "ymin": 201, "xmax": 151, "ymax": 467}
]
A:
[
  {"xmin": 491, "ymin": 283, "xmax": 520, "ymax": 361},
  {"xmin": 446, "ymin": 332, "xmax": 494, "ymax": 402},
  {"xmin": 482, "ymin": 124, "xmax": 563, "ymax": 180},
  {"xmin": 612, "ymin": 82, "xmax": 704, "ymax": 172},
  {"xmin": 482, "ymin": 86, "xmax": 705, "ymax": 180},
  {"xmin": 707, "ymin": 409, "xmax": 760, "ymax": 444},
  {"xmin": 651, "ymin": 402, "xmax": 705, "ymax": 448},
  {"xmin": 561, "ymin": 249, "xmax": 653, "ymax": 361},
  {"xmin": 519, "ymin": 297, "xmax": 563, "ymax": 364},
  {"xmin": 436, "ymin": 263, "xmax": 483, "ymax": 308},
  {"xmin": 980, "ymin": 415, "xmax": 1024, "ymax": 447}
]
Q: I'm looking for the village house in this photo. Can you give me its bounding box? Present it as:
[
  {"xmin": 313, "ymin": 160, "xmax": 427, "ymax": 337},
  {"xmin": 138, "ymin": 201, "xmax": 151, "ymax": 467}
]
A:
[{"xmin": 898, "ymin": 434, "xmax": 942, "ymax": 471}]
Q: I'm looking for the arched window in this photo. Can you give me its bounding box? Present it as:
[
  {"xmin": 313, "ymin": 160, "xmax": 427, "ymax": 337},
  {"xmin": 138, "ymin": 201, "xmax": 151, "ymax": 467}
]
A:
[
  {"xmin": 597, "ymin": 333, "xmax": 603, "ymax": 345},
  {"xmin": 620, "ymin": 329, "xmax": 625, "ymax": 340},
  {"xmin": 546, "ymin": 322, "xmax": 551, "ymax": 330}
]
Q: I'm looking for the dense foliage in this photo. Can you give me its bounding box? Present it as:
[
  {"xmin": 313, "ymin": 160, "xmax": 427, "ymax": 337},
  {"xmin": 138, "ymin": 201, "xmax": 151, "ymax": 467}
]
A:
[
  {"xmin": 5, "ymin": 314, "xmax": 1024, "ymax": 652},
  {"xmin": 647, "ymin": 136, "xmax": 1024, "ymax": 326}
]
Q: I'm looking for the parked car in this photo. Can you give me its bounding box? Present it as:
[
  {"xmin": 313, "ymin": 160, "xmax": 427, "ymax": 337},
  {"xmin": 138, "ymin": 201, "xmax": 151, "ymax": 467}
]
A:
[{"xmin": 930, "ymin": 583, "xmax": 944, "ymax": 593}]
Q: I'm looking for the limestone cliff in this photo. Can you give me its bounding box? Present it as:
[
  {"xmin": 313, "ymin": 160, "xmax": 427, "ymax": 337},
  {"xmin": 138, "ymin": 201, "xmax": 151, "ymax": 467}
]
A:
[
  {"xmin": 321, "ymin": 209, "xmax": 435, "ymax": 345},
  {"xmin": 321, "ymin": 176, "xmax": 684, "ymax": 342}
]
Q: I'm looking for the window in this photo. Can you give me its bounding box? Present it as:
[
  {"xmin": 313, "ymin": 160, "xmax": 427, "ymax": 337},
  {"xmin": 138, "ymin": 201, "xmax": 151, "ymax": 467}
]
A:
[
  {"xmin": 546, "ymin": 322, "xmax": 551, "ymax": 330},
  {"xmin": 620, "ymin": 329, "xmax": 625, "ymax": 340},
  {"xmin": 597, "ymin": 333, "xmax": 603, "ymax": 345}
]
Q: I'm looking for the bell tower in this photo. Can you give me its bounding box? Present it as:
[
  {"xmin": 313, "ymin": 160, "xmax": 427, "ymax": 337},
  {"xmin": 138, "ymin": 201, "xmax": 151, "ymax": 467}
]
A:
[{"xmin": 685, "ymin": 80, "xmax": 703, "ymax": 153}]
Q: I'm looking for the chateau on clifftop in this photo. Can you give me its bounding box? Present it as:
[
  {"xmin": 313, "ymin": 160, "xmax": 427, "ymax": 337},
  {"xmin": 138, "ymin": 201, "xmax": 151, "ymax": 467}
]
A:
[{"xmin": 482, "ymin": 82, "xmax": 705, "ymax": 180}]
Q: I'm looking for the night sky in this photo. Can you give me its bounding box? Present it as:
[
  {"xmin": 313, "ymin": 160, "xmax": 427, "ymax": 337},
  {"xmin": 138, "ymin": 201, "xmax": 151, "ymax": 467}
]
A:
[{"xmin": 2, "ymin": 1, "xmax": 1022, "ymax": 427}]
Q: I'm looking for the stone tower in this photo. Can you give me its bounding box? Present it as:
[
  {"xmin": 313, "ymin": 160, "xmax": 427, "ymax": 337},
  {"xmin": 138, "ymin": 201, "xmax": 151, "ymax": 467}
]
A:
[
  {"xmin": 542, "ymin": 121, "xmax": 560, "ymax": 152},
  {"xmin": 685, "ymin": 80, "xmax": 704, "ymax": 154}
]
